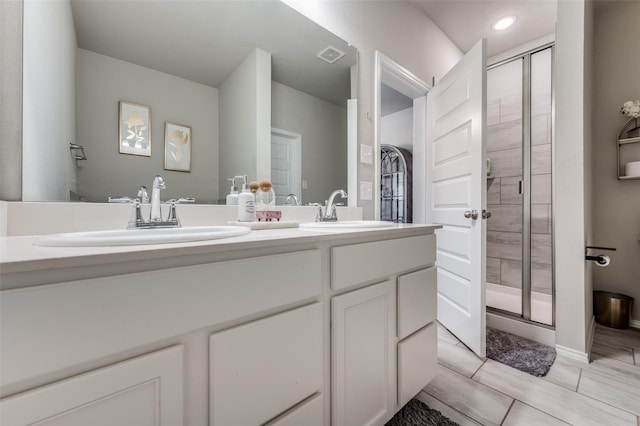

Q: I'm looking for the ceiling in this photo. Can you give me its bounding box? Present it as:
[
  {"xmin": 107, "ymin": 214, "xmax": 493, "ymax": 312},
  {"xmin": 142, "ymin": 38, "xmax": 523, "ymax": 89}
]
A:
[
  {"xmin": 70, "ymin": 0, "xmax": 356, "ymax": 107},
  {"xmin": 411, "ymin": 0, "xmax": 557, "ymax": 58},
  {"xmin": 70, "ymin": 0, "xmax": 557, "ymax": 109}
]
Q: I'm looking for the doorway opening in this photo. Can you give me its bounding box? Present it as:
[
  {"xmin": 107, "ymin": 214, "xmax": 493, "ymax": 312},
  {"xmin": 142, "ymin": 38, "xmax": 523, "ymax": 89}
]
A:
[
  {"xmin": 485, "ymin": 44, "xmax": 555, "ymax": 327},
  {"xmin": 271, "ymin": 128, "xmax": 301, "ymax": 206},
  {"xmin": 374, "ymin": 52, "xmax": 430, "ymax": 224}
]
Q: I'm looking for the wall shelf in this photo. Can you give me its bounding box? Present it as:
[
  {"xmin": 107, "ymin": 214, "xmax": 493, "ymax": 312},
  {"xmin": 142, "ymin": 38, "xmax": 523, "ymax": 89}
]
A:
[{"xmin": 616, "ymin": 118, "xmax": 640, "ymax": 180}]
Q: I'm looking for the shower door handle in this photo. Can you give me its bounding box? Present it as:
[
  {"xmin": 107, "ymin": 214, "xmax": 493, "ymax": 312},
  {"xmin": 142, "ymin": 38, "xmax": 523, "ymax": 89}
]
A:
[
  {"xmin": 482, "ymin": 209, "xmax": 492, "ymax": 219},
  {"xmin": 464, "ymin": 209, "xmax": 479, "ymax": 220}
]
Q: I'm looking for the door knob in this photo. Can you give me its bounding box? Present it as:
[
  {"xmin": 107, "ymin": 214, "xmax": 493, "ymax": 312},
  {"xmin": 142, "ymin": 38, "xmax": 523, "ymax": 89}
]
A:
[
  {"xmin": 482, "ymin": 209, "xmax": 492, "ymax": 219},
  {"xmin": 464, "ymin": 209, "xmax": 479, "ymax": 220}
]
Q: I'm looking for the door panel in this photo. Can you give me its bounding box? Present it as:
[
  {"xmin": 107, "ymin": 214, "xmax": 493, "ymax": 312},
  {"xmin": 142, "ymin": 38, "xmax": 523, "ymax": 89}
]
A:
[
  {"xmin": 426, "ymin": 39, "xmax": 487, "ymax": 357},
  {"xmin": 271, "ymin": 129, "xmax": 301, "ymax": 205}
]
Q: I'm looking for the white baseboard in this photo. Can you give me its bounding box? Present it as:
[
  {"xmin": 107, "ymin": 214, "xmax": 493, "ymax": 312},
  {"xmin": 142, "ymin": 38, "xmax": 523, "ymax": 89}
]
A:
[
  {"xmin": 555, "ymin": 316, "xmax": 593, "ymax": 364},
  {"xmin": 556, "ymin": 344, "xmax": 590, "ymax": 364},
  {"xmin": 630, "ymin": 319, "xmax": 640, "ymax": 330}
]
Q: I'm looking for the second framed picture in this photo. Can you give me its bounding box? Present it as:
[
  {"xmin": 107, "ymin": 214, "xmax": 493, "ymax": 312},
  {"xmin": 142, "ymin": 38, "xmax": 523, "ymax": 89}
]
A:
[{"xmin": 164, "ymin": 121, "xmax": 192, "ymax": 172}]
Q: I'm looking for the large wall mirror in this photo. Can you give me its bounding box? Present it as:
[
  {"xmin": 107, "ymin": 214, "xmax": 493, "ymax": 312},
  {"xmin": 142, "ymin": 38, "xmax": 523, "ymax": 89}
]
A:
[{"xmin": 22, "ymin": 0, "xmax": 357, "ymax": 205}]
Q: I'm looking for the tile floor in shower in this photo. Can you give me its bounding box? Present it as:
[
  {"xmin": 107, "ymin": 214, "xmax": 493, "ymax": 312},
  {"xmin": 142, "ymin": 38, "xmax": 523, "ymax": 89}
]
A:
[{"xmin": 416, "ymin": 322, "xmax": 640, "ymax": 425}]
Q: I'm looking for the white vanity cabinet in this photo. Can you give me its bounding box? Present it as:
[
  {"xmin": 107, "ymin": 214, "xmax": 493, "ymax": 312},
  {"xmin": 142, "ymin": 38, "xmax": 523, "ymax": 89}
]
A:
[
  {"xmin": 209, "ymin": 303, "xmax": 323, "ymax": 426},
  {"xmin": 0, "ymin": 224, "xmax": 440, "ymax": 426},
  {"xmin": 330, "ymin": 234, "xmax": 437, "ymax": 426},
  {"xmin": 0, "ymin": 345, "xmax": 184, "ymax": 425}
]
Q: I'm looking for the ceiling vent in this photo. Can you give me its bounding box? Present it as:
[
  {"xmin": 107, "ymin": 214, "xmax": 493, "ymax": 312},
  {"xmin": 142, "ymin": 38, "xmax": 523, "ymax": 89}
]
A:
[{"xmin": 316, "ymin": 46, "xmax": 345, "ymax": 64}]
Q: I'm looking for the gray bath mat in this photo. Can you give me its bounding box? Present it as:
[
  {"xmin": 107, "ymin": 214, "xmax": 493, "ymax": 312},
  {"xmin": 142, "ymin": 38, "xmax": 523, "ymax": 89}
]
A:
[
  {"xmin": 486, "ymin": 327, "xmax": 556, "ymax": 376},
  {"xmin": 385, "ymin": 399, "xmax": 459, "ymax": 426}
]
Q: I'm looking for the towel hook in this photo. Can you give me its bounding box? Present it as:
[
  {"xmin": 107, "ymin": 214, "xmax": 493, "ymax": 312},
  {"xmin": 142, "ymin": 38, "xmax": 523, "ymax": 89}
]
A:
[{"xmin": 69, "ymin": 143, "xmax": 87, "ymax": 161}]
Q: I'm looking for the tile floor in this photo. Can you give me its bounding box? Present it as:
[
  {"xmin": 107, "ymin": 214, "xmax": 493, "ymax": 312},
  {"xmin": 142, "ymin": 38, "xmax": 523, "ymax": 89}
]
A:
[{"xmin": 416, "ymin": 322, "xmax": 640, "ymax": 426}]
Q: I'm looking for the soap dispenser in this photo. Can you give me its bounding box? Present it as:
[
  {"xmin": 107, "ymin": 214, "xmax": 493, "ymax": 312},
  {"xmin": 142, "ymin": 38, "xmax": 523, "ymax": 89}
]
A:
[
  {"xmin": 237, "ymin": 175, "xmax": 256, "ymax": 222},
  {"xmin": 226, "ymin": 176, "xmax": 240, "ymax": 205}
]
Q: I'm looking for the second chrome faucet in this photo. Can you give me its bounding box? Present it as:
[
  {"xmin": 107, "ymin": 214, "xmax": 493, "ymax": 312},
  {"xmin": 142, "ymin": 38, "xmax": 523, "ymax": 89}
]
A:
[{"xmin": 313, "ymin": 189, "xmax": 347, "ymax": 222}]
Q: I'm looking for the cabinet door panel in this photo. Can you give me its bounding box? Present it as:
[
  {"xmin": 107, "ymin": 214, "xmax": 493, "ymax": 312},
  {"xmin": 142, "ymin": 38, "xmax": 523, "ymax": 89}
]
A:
[
  {"xmin": 0, "ymin": 346, "xmax": 183, "ymax": 426},
  {"xmin": 210, "ymin": 303, "xmax": 322, "ymax": 426},
  {"xmin": 266, "ymin": 393, "xmax": 324, "ymax": 426},
  {"xmin": 332, "ymin": 280, "xmax": 396, "ymax": 426},
  {"xmin": 398, "ymin": 323, "xmax": 437, "ymax": 406},
  {"xmin": 397, "ymin": 267, "xmax": 437, "ymax": 339}
]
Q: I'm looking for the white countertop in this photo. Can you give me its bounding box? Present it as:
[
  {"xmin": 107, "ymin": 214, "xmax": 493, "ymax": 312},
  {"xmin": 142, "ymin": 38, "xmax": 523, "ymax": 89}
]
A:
[{"xmin": 0, "ymin": 224, "xmax": 441, "ymax": 290}]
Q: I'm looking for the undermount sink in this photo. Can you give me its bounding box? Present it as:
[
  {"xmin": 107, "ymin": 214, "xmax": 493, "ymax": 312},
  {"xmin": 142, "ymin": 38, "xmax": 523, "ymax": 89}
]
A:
[
  {"xmin": 299, "ymin": 220, "xmax": 395, "ymax": 231},
  {"xmin": 33, "ymin": 226, "xmax": 252, "ymax": 247}
]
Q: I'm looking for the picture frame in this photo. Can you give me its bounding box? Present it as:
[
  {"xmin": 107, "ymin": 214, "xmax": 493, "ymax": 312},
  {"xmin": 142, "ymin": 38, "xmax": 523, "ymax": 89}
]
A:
[
  {"xmin": 118, "ymin": 101, "xmax": 151, "ymax": 156},
  {"xmin": 164, "ymin": 121, "xmax": 192, "ymax": 172}
]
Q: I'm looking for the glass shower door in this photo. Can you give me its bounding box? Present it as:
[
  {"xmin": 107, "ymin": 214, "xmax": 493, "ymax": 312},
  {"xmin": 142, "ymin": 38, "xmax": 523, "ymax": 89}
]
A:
[
  {"xmin": 529, "ymin": 48, "xmax": 553, "ymax": 326},
  {"xmin": 485, "ymin": 45, "xmax": 554, "ymax": 327},
  {"xmin": 486, "ymin": 59, "xmax": 524, "ymax": 316}
]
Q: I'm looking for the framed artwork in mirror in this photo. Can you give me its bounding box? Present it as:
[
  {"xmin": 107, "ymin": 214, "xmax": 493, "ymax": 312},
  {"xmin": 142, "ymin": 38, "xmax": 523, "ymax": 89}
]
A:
[
  {"xmin": 118, "ymin": 101, "xmax": 151, "ymax": 156},
  {"xmin": 164, "ymin": 121, "xmax": 192, "ymax": 172}
]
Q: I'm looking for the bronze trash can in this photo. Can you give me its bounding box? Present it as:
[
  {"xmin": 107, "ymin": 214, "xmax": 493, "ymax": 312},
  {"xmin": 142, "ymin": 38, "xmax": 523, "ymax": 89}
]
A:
[{"xmin": 594, "ymin": 291, "xmax": 634, "ymax": 329}]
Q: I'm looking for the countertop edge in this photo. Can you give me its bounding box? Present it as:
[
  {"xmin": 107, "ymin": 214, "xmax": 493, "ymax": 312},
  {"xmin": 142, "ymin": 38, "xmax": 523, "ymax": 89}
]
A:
[{"xmin": 1, "ymin": 225, "xmax": 442, "ymax": 288}]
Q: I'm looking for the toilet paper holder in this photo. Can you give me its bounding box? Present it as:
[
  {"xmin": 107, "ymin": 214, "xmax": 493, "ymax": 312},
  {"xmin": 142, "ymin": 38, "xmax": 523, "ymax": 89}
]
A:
[{"xmin": 585, "ymin": 245, "xmax": 616, "ymax": 265}]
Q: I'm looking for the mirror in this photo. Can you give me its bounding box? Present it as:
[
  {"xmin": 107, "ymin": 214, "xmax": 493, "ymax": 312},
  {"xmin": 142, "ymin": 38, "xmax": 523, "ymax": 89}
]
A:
[{"xmin": 22, "ymin": 0, "xmax": 357, "ymax": 205}]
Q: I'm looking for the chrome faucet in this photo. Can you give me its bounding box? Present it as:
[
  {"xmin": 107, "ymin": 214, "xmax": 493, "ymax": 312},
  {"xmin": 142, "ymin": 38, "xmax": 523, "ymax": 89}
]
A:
[
  {"xmin": 109, "ymin": 175, "xmax": 194, "ymax": 229},
  {"xmin": 150, "ymin": 175, "xmax": 165, "ymax": 222},
  {"xmin": 320, "ymin": 189, "xmax": 347, "ymax": 221},
  {"xmin": 137, "ymin": 186, "xmax": 149, "ymax": 204},
  {"xmin": 284, "ymin": 193, "xmax": 300, "ymax": 206}
]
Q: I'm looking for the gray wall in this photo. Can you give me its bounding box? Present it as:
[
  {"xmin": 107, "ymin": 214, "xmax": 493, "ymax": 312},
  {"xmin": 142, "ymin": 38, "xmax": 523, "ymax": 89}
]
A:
[
  {"xmin": 592, "ymin": 1, "xmax": 640, "ymax": 323},
  {"xmin": 380, "ymin": 108, "xmax": 413, "ymax": 151},
  {"xmin": 272, "ymin": 81, "xmax": 347, "ymax": 205},
  {"xmin": 0, "ymin": 0, "xmax": 22, "ymax": 201},
  {"xmin": 76, "ymin": 49, "xmax": 219, "ymax": 203},
  {"xmin": 22, "ymin": 0, "xmax": 76, "ymax": 201}
]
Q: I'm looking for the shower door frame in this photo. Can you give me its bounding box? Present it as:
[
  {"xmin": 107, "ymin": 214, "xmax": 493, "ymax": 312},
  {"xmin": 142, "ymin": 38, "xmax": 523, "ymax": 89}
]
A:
[{"xmin": 486, "ymin": 42, "xmax": 556, "ymax": 328}]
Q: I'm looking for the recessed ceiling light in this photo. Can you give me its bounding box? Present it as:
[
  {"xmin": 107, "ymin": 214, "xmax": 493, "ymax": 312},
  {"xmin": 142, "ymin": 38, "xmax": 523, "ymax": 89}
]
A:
[{"xmin": 492, "ymin": 16, "xmax": 516, "ymax": 31}]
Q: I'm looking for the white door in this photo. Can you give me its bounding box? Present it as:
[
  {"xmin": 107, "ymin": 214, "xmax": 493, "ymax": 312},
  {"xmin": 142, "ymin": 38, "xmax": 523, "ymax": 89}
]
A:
[
  {"xmin": 271, "ymin": 128, "xmax": 301, "ymax": 205},
  {"xmin": 426, "ymin": 39, "xmax": 487, "ymax": 357}
]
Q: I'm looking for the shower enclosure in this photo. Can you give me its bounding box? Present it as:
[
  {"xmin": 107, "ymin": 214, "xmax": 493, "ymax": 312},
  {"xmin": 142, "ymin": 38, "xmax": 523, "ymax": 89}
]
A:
[{"xmin": 485, "ymin": 45, "xmax": 554, "ymax": 327}]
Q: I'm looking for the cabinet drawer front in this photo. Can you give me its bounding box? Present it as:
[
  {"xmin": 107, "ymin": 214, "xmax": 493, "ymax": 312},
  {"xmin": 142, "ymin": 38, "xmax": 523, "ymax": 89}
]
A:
[
  {"xmin": 1, "ymin": 250, "xmax": 320, "ymax": 390},
  {"xmin": 397, "ymin": 267, "xmax": 437, "ymax": 340},
  {"xmin": 210, "ymin": 303, "xmax": 323, "ymax": 426},
  {"xmin": 0, "ymin": 345, "xmax": 183, "ymax": 426},
  {"xmin": 398, "ymin": 323, "xmax": 437, "ymax": 407},
  {"xmin": 332, "ymin": 235, "xmax": 435, "ymax": 290},
  {"xmin": 266, "ymin": 393, "xmax": 324, "ymax": 426}
]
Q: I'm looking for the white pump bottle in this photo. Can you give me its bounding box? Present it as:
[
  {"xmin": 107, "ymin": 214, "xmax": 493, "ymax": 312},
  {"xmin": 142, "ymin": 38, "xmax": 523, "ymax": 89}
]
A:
[{"xmin": 237, "ymin": 175, "xmax": 256, "ymax": 222}]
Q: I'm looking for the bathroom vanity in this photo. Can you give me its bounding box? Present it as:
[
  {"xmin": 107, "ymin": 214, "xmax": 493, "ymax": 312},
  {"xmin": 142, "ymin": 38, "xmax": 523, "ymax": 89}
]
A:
[{"xmin": 0, "ymin": 219, "xmax": 439, "ymax": 425}]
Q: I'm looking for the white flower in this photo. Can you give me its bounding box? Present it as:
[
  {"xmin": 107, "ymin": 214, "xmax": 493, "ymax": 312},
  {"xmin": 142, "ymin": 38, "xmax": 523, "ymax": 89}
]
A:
[{"xmin": 621, "ymin": 100, "xmax": 640, "ymax": 118}]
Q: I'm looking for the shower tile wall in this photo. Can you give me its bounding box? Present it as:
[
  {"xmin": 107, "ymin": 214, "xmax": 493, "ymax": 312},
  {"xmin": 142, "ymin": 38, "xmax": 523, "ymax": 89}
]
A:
[
  {"xmin": 530, "ymin": 48, "xmax": 553, "ymax": 296},
  {"xmin": 487, "ymin": 61, "xmax": 524, "ymax": 292},
  {"xmin": 486, "ymin": 49, "xmax": 553, "ymax": 298}
]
